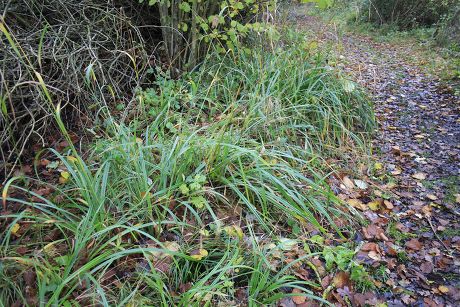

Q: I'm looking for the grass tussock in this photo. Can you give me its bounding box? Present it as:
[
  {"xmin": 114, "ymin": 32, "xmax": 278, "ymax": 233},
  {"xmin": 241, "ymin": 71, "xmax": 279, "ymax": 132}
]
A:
[{"xmin": 1, "ymin": 23, "xmax": 375, "ymax": 306}]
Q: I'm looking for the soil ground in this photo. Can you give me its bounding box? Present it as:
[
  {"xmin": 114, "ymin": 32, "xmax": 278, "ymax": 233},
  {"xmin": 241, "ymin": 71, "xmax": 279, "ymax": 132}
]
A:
[{"xmin": 289, "ymin": 5, "xmax": 460, "ymax": 306}]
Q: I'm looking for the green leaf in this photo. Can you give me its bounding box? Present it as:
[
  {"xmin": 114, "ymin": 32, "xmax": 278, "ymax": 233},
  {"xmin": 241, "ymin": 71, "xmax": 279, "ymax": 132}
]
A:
[
  {"xmin": 46, "ymin": 161, "xmax": 59, "ymax": 169},
  {"xmin": 310, "ymin": 235, "xmax": 325, "ymax": 245},
  {"xmin": 179, "ymin": 184, "xmax": 190, "ymax": 195},
  {"xmin": 0, "ymin": 95, "xmax": 7, "ymax": 117},
  {"xmin": 179, "ymin": 2, "xmax": 191, "ymax": 13},
  {"xmin": 190, "ymin": 196, "xmax": 206, "ymax": 209},
  {"xmin": 301, "ymin": 0, "xmax": 334, "ymax": 9}
]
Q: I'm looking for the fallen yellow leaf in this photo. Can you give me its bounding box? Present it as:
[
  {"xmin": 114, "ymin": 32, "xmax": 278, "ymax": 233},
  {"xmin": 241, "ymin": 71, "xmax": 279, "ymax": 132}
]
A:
[
  {"xmin": 374, "ymin": 162, "xmax": 383, "ymax": 171},
  {"xmin": 438, "ymin": 285, "xmax": 449, "ymax": 294},
  {"xmin": 164, "ymin": 241, "xmax": 180, "ymax": 253},
  {"xmin": 43, "ymin": 241, "xmax": 58, "ymax": 256},
  {"xmin": 11, "ymin": 223, "xmax": 20, "ymax": 236},
  {"xmin": 2, "ymin": 188, "xmax": 7, "ymax": 210},
  {"xmin": 140, "ymin": 191, "xmax": 154, "ymax": 198},
  {"xmin": 347, "ymin": 199, "xmax": 367, "ymax": 211},
  {"xmin": 223, "ymin": 225, "xmax": 244, "ymax": 240},
  {"xmin": 66, "ymin": 156, "xmax": 78, "ymax": 163},
  {"xmin": 368, "ymin": 200, "xmax": 381, "ymax": 211},
  {"xmin": 59, "ymin": 171, "xmax": 70, "ymax": 184},
  {"xmin": 190, "ymin": 249, "xmax": 208, "ymax": 261}
]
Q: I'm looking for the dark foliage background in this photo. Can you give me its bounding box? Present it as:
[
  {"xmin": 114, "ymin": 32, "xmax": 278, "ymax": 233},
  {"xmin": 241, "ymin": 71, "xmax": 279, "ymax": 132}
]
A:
[
  {"xmin": 0, "ymin": 0, "xmax": 162, "ymax": 175},
  {"xmin": 361, "ymin": 0, "xmax": 458, "ymax": 29}
]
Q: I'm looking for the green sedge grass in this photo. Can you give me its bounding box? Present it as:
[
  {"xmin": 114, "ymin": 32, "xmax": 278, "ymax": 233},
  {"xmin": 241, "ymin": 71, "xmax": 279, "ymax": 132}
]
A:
[{"xmin": 1, "ymin": 26, "xmax": 374, "ymax": 305}]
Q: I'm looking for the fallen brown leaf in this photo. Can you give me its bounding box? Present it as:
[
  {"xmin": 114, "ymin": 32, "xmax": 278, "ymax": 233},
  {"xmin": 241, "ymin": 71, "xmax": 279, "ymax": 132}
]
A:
[
  {"xmin": 420, "ymin": 261, "xmax": 434, "ymax": 274},
  {"xmin": 368, "ymin": 250, "xmax": 381, "ymax": 261},
  {"xmin": 342, "ymin": 176, "xmax": 355, "ymax": 190},
  {"xmin": 333, "ymin": 271, "xmax": 350, "ymax": 288},
  {"xmin": 291, "ymin": 288, "xmax": 306, "ymax": 304},
  {"xmin": 347, "ymin": 199, "xmax": 367, "ymax": 211},
  {"xmin": 412, "ymin": 172, "xmax": 427, "ymax": 180},
  {"xmin": 391, "ymin": 168, "xmax": 402, "ymax": 175},
  {"xmin": 383, "ymin": 200, "xmax": 394, "ymax": 209},
  {"xmin": 405, "ymin": 238, "xmax": 422, "ymax": 251},
  {"xmin": 361, "ymin": 242, "xmax": 380, "ymax": 253},
  {"xmin": 362, "ymin": 224, "xmax": 388, "ymax": 241}
]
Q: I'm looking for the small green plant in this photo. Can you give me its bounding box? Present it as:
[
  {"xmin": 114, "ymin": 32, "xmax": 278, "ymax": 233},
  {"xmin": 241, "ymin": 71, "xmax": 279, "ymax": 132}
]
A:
[
  {"xmin": 350, "ymin": 263, "xmax": 375, "ymax": 292},
  {"xmin": 397, "ymin": 251, "xmax": 409, "ymax": 263},
  {"xmin": 323, "ymin": 246, "xmax": 355, "ymax": 271},
  {"xmin": 387, "ymin": 221, "xmax": 417, "ymax": 243},
  {"xmin": 179, "ymin": 174, "xmax": 208, "ymax": 209},
  {"xmin": 356, "ymin": 0, "xmax": 455, "ymax": 29},
  {"xmin": 374, "ymin": 265, "xmax": 390, "ymax": 283},
  {"xmin": 322, "ymin": 245, "xmax": 375, "ymax": 292}
]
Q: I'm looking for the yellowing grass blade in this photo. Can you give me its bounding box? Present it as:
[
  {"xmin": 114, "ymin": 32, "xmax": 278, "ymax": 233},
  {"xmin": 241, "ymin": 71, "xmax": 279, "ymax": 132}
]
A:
[{"xmin": 2, "ymin": 177, "xmax": 20, "ymax": 211}]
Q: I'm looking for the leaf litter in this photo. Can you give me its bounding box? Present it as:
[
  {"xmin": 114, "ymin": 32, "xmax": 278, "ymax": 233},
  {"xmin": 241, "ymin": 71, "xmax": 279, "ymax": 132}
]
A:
[
  {"xmin": 291, "ymin": 6, "xmax": 460, "ymax": 306},
  {"xmin": 2, "ymin": 5, "xmax": 459, "ymax": 306}
]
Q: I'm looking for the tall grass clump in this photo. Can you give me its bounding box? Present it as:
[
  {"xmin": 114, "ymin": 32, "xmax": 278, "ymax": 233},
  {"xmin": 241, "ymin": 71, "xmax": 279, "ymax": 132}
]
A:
[
  {"xmin": 0, "ymin": 18, "xmax": 374, "ymax": 305},
  {"xmin": 130, "ymin": 30, "xmax": 375, "ymax": 154},
  {"xmin": 1, "ymin": 117, "xmax": 332, "ymax": 305}
]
